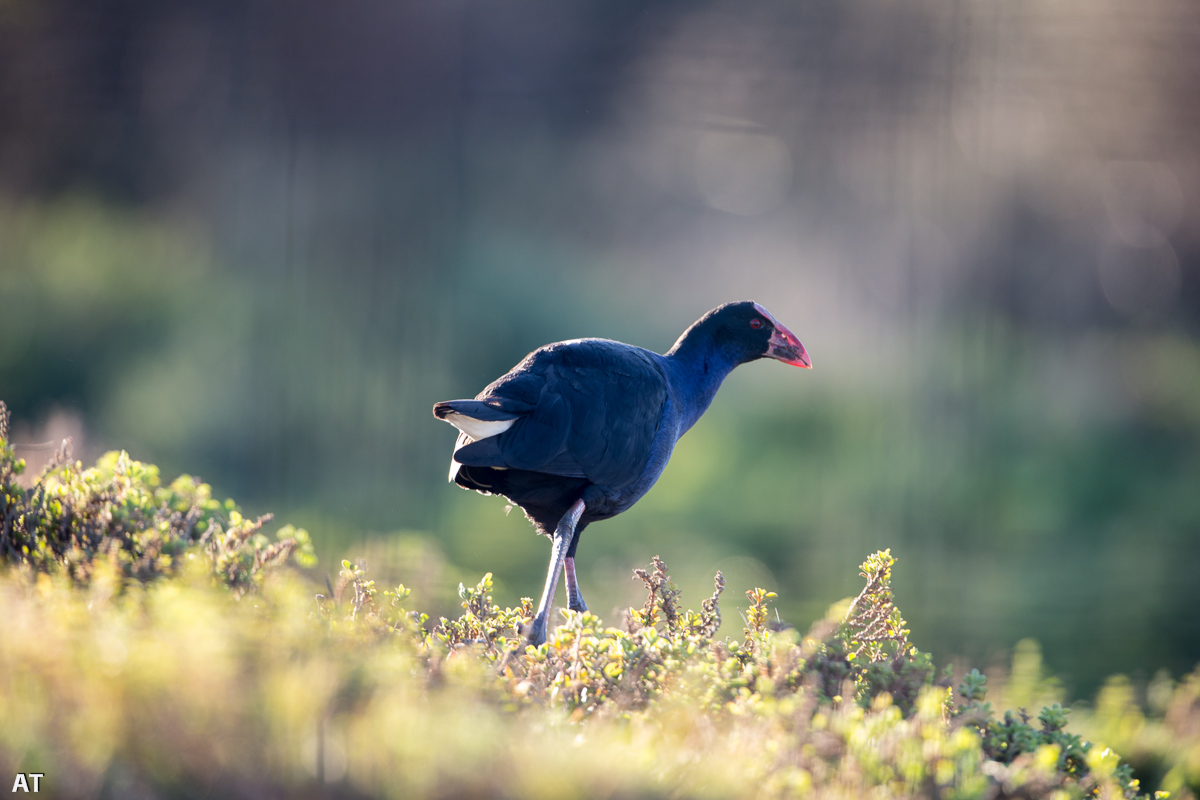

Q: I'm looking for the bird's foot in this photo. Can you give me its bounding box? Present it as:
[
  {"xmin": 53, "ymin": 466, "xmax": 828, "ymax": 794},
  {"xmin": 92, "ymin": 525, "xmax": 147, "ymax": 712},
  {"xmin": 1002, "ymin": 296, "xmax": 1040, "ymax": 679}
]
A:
[{"xmin": 525, "ymin": 615, "xmax": 548, "ymax": 647}]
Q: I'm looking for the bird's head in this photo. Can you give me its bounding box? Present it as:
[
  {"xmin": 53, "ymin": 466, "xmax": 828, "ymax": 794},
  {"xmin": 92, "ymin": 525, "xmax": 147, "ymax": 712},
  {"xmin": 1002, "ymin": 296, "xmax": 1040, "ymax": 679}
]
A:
[{"xmin": 681, "ymin": 300, "xmax": 812, "ymax": 369}]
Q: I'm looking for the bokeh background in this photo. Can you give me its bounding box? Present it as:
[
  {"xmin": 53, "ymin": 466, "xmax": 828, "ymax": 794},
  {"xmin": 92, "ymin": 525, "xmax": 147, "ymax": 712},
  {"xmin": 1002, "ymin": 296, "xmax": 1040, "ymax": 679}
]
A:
[{"xmin": 2, "ymin": 0, "xmax": 1199, "ymax": 698}]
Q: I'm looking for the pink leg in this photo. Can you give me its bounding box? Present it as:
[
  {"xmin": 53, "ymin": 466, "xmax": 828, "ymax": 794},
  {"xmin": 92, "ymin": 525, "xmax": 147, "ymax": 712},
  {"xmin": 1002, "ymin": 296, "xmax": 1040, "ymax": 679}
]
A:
[{"xmin": 564, "ymin": 556, "xmax": 588, "ymax": 612}]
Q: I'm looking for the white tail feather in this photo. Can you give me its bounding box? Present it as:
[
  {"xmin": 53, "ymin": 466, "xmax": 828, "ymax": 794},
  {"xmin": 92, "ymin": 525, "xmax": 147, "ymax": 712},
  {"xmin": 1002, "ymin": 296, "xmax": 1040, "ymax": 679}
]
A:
[
  {"xmin": 449, "ymin": 431, "xmax": 471, "ymax": 482},
  {"xmin": 446, "ymin": 416, "xmax": 514, "ymax": 482},
  {"xmin": 443, "ymin": 412, "xmax": 515, "ymax": 440}
]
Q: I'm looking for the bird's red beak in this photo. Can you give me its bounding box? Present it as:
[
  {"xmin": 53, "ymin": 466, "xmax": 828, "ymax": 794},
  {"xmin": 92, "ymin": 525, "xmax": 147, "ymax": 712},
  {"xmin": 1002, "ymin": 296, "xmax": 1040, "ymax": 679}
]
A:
[
  {"xmin": 754, "ymin": 302, "xmax": 811, "ymax": 368},
  {"xmin": 767, "ymin": 324, "xmax": 811, "ymax": 368}
]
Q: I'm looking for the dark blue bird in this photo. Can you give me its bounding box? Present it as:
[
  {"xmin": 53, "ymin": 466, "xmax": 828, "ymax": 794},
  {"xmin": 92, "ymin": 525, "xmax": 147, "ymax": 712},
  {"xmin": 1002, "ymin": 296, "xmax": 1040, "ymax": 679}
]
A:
[{"xmin": 433, "ymin": 301, "xmax": 811, "ymax": 645}]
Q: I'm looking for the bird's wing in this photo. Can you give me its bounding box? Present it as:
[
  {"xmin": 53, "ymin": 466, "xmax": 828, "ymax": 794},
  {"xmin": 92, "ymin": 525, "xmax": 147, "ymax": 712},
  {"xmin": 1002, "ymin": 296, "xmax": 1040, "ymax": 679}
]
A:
[{"xmin": 452, "ymin": 341, "xmax": 668, "ymax": 487}]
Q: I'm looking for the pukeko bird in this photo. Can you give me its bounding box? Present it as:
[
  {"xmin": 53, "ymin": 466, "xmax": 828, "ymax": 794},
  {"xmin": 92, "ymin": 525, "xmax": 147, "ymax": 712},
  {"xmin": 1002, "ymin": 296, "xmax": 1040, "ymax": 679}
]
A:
[{"xmin": 433, "ymin": 301, "xmax": 811, "ymax": 645}]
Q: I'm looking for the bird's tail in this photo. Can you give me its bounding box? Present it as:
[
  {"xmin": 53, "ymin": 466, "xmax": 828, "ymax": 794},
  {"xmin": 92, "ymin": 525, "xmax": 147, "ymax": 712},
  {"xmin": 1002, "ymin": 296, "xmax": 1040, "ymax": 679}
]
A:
[
  {"xmin": 433, "ymin": 400, "xmax": 521, "ymax": 442},
  {"xmin": 432, "ymin": 400, "xmax": 520, "ymax": 422}
]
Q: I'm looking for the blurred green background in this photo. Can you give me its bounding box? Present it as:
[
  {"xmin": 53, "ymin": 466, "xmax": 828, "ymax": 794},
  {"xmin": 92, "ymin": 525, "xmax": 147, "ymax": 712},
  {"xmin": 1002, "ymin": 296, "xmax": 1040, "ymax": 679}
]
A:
[{"xmin": 2, "ymin": 0, "xmax": 1198, "ymax": 698}]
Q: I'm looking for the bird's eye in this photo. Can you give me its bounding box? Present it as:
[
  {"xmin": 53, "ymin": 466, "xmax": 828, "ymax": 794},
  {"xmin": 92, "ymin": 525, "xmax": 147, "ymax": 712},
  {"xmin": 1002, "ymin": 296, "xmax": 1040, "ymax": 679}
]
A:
[{"xmin": 749, "ymin": 318, "xmax": 763, "ymax": 329}]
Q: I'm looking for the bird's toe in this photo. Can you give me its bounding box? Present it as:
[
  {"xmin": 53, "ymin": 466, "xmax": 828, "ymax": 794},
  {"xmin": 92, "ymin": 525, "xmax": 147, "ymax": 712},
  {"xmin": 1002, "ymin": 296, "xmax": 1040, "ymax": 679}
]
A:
[{"xmin": 525, "ymin": 616, "xmax": 548, "ymax": 647}]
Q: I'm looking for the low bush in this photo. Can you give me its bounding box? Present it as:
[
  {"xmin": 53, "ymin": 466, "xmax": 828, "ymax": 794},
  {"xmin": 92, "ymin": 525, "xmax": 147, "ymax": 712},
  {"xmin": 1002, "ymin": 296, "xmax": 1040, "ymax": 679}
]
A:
[
  {"xmin": 2, "ymin": 400, "xmax": 1195, "ymax": 799},
  {"xmin": 0, "ymin": 402, "xmax": 315, "ymax": 590}
]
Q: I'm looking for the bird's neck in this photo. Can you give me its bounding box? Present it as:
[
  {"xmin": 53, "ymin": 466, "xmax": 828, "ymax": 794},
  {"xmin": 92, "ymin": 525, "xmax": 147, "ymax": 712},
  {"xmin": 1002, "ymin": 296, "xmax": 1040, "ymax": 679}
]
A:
[{"xmin": 663, "ymin": 336, "xmax": 741, "ymax": 434}]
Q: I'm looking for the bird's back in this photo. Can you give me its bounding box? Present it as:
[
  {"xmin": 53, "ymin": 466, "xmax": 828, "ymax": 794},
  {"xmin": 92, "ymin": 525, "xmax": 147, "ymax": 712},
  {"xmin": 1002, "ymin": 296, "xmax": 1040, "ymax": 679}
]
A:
[{"xmin": 444, "ymin": 338, "xmax": 671, "ymax": 530}]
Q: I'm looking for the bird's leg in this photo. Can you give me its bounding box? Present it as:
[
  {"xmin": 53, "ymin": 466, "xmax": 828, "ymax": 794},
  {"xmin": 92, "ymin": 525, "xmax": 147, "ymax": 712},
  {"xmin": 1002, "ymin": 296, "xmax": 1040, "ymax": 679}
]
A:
[
  {"xmin": 563, "ymin": 557, "xmax": 588, "ymax": 613},
  {"xmin": 527, "ymin": 499, "xmax": 585, "ymax": 646}
]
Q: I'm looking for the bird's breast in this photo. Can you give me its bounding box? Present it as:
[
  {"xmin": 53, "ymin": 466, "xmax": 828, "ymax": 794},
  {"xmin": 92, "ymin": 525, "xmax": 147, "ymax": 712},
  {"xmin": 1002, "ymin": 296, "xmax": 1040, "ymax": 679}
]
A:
[{"xmin": 583, "ymin": 403, "xmax": 680, "ymax": 518}]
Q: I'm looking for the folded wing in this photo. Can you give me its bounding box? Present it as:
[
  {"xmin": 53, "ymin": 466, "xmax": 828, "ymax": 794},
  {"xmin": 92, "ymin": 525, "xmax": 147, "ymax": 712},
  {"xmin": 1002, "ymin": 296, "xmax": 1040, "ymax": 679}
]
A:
[{"xmin": 440, "ymin": 342, "xmax": 668, "ymax": 489}]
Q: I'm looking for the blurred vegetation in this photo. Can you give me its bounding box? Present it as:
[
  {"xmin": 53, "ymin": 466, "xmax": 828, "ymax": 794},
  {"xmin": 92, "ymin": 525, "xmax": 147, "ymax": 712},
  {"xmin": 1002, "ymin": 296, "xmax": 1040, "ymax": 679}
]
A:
[
  {"xmin": 1, "ymin": 196, "xmax": 1199, "ymax": 697},
  {"xmin": 2, "ymin": 427, "xmax": 1197, "ymax": 798},
  {"xmin": 0, "ymin": 546, "xmax": 1193, "ymax": 799},
  {"xmin": 2, "ymin": 196, "xmax": 1200, "ymax": 695},
  {"xmin": 987, "ymin": 641, "xmax": 1200, "ymax": 800},
  {"xmin": 3, "ymin": 0, "xmax": 1200, "ymax": 706},
  {"xmin": 0, "ymin": 402, "xmax": 315, "ymax": 590}
]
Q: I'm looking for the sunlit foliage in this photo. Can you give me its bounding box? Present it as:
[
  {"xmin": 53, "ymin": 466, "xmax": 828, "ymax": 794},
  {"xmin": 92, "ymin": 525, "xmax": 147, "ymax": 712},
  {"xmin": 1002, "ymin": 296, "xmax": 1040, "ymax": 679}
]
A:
[
  {"xmin": 0, "ymin": 402, "xmax": 315, "ymax": 590},
  {"xmin": 2, "ymin": 405, "xmax": 1195, "ymax": 798}
]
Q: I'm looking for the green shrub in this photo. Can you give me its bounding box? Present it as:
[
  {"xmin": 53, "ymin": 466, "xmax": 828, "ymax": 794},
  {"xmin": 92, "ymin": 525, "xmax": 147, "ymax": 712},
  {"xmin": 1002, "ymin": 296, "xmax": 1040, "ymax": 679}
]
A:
[
  {"xmin": 328, "ymin": 548, "xmax": 1161, "ymax": 799},
  {"xmin": 1, "ymin": 402, "xmax": 1188, "ymax": 799},
  {"xmin": 1, "ymin": 544, "xmax": 1172, "ymax": 800},
  {"xmin": 0, "ymin": 401, "xmax": 315, "ymax": 590},
  {"xmin": 1074, "ymin": 671, "xmax": 1200, "ymax": 799}
]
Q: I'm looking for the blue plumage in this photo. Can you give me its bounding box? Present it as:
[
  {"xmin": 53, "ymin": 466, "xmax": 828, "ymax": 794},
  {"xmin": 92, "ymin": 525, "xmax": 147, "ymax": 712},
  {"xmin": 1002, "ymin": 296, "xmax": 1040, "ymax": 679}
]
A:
[{"xmin": 434, "ymin": 300, "xmax": 810, "ymax": 644}]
